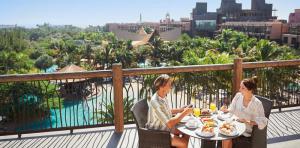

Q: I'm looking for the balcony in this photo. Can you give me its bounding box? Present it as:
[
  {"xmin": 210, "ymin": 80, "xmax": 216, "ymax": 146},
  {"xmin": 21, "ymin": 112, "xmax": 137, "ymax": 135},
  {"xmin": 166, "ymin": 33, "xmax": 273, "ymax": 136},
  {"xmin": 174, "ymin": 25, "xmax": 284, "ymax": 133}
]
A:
[
  {"xmin": 1, "ymin": 107, "xmax": 299, "ymax": 147},
  {"xmin": 0, "ymin": 59, "xmax": 300, "ymax": 147}
]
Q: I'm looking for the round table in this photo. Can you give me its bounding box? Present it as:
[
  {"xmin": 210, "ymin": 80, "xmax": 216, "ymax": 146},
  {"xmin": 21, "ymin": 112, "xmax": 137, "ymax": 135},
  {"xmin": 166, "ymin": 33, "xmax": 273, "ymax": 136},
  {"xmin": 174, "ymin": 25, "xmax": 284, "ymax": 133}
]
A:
[{"xmin": 176, "ymin": 114, "xmax": 246, "ymax": 148}]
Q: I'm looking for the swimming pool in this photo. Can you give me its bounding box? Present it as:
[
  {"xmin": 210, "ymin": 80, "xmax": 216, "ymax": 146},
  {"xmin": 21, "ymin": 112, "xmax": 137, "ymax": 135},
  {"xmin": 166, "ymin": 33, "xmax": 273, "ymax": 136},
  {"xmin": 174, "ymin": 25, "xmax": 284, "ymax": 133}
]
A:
[{"xmin": 17, "ymin": 94, "xmax": 112, "ymax": 131}]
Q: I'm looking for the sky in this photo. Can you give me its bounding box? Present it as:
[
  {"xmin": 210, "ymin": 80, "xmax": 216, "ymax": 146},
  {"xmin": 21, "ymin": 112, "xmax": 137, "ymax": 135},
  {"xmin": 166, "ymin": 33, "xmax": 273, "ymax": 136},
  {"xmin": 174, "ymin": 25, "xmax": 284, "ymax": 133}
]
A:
[{"xmin": 0, "ymin": 0, "xmax": 299, "ymax": 28}]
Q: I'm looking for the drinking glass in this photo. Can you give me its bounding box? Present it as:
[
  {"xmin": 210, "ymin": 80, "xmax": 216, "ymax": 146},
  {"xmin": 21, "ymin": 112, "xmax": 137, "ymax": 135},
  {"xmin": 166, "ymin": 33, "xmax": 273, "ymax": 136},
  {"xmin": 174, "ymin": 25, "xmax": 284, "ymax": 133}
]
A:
[
  {"xmin": 210, "ymin": 103, "xmax": 216, "ymax": 113},
  {"xmin": 193, "ymin": 108, "xmax": 201, "ymax": 117}
]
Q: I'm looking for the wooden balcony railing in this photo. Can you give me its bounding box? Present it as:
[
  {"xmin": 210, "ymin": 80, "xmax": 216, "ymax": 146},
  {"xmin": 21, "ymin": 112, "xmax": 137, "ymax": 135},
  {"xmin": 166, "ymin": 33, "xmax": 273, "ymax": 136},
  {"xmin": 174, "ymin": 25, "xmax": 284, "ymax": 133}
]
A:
[{"xmin": 0, "ymin": 59, "xmax": 299, "ymax": 136}]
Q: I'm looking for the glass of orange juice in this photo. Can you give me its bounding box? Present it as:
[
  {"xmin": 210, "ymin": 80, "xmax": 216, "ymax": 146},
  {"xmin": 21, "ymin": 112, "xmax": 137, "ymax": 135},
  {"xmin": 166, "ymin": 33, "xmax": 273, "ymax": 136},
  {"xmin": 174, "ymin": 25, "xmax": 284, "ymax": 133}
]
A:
[
  {"xmin": 193, "ymin": 108, "xmax": 201, "ymax": 117},
  {"xmin": 210, "ymin": 103, "xmax": 216, "ymax": 113}
]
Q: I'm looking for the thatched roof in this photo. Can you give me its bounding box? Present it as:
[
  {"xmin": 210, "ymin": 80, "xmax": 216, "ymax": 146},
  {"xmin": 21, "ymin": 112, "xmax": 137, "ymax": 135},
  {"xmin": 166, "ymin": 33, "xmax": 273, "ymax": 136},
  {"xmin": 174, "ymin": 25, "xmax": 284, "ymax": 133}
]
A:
[
  {"xmin": 55, "ymin": 64, "xmax": 87, "ymax": 83},
  {"xmin": 132, "ymin": 30, "xmax": 157, "ymax": 48},
  {"xmin": 57, "ymin": 64, "xmax": 86, "ymax": 73}
]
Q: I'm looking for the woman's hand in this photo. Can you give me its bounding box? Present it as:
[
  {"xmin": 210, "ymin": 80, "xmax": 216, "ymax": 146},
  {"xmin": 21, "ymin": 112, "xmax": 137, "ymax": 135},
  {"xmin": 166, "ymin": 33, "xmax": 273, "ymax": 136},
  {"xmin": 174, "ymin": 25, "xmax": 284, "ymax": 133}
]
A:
[
  {"xmin": 167, "ymin": 107, "xmax": 193, "ymax": 128},
  {"xmin": 237, "ymin": 119, "xmax": 257, "ymax": 125},
  {"xmin": 183, "ymin": 107, "xmax": 193, "ymax": 116},
  {"xmin": 237, "ymin": 118, "xmax": 246, "ymax": 123},
  {"xmin": 220, "ymin": 105, "xmax": 229, "ymax": 113}
]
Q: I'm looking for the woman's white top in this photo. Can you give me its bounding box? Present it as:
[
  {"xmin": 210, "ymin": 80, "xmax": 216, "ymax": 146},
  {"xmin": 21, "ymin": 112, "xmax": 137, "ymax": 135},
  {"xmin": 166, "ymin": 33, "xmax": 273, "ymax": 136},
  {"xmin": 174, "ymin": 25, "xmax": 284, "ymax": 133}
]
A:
[
  {"xmin": 229, "ymin": 92, "xmax": 268, "ymax": 137},
  {"xmin": 146, "ymin": 93, "xmax": 172, "ymax": 131}
]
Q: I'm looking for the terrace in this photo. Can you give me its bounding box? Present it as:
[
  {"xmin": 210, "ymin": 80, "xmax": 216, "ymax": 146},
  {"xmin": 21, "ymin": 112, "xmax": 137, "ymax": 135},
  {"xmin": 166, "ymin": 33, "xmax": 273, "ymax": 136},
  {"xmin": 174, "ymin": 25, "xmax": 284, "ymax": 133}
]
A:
[
  {"xmin": 0, "ymin": 107, "xmax": 299, "ymax": 148},
  {"xmin": 0, "ymin": 59, "xmax": 300, "ymax": 147}
]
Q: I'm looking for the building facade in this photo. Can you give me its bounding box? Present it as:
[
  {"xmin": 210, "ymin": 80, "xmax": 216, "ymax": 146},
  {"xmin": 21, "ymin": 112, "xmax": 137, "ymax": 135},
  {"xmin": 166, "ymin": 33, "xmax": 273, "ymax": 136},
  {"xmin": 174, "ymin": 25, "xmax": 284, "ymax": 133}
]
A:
[
  {"xmin": 289, "ymin": 9, "xmax": 300, "ymax": 23},
  {"xmin": 217, "ymin": 0, "xmax": 274, "ymax": 22},
  {"xmin": 282, "ymin": 33, "xmax": 300, "ymax": 49},
  {"xmin": 191, "ymin": 2, "xmax": 218, "ymax": 37},
  {"xmin": 221, "ymin": 21, "xmax": 288, "ymax": 41},
  {"xmin": 106, "ymin": 14, "xmax": 190, "ymax": 41},
  {"xmin": 282, "ymin": 9, "xmax": 300, "ymax": 48},
  {"xmin": 191, "ymin": 0, "xmax": 276, "ymax": 37},
  {"xmin": 0, "ymin": 25, "xmax": 18, "ymax": 29},
  {"xmin": 217, "ymin": 0, "xmax": 242, "ymax": 22}
]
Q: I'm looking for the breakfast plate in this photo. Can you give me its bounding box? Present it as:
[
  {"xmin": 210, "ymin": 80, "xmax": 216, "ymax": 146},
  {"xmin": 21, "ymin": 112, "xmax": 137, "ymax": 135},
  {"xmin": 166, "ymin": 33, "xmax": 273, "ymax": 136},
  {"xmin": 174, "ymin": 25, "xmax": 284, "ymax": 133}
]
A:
[
  {"xmin": 217, "ymin": 112, "xmax": 233, "ymax": 121},
  {"xmin": 184, "ymin": 117, "xmax": 200, "ymax": 129},
  {"xmin": 185, "ymin": 121, "xmax": 199, "ymax": 129},
  {"xmin": 201, "ymin": 118, "xmax": 218, "ymax": 127},
  {"xmin": 195, "ymin": 126, "xmax": 215, "ymax": 137},
  {"xmin": 219, "ymin": 122, "xmax": 238, "ymax": 137}
]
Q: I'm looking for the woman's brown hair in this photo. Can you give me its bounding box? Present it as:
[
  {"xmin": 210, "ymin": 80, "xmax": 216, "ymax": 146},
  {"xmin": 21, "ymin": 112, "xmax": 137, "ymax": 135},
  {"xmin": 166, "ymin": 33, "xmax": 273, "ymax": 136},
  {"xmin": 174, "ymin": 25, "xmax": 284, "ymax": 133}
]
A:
[
  {"xmin": 242, "ymin": 76, "xmax": 258, "ymax": 91},
  {"xmin": 153, "ymin": 74, "xmax": 171, "ymax": 91}
]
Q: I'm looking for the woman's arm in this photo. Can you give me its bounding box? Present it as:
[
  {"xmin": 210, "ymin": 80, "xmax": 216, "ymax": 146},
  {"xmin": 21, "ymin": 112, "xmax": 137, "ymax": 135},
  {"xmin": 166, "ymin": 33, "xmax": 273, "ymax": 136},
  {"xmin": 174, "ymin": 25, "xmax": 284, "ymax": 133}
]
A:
[
  {"xmin": 238, "ymin": 101, "xmax": 268, "ymax": 128},
  {"xmin": 254, "ymin": 102, "xmax": 268, "ymax": 129},
  {"xmin": 221, "ymin": 93, "xmax": 240, "ymax": 113},
  {"xmin": 171, "ymin": 108, "xmax": 183, "ymax": 114},
  {"xmin": 166, "ymin": 107, "xmax": 193, "ymax": 129},
  {"xmin": 149, "ymin": 100, "xmax": 193, "ymax": 129},
  {"xmin": 237, "ymin": 119, "xmax": 257, "ymax": 126},
  {"xmin": 171, "ymin": 104, "xmax": 193, "ymax": 114}
]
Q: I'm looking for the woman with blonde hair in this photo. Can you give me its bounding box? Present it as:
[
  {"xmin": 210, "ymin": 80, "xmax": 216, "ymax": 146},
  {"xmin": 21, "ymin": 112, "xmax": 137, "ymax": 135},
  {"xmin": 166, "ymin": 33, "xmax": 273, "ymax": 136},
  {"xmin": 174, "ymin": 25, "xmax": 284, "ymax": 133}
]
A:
[{"xmin": 146, "ymin": 74, "xmax": 193, "ymax": 148}]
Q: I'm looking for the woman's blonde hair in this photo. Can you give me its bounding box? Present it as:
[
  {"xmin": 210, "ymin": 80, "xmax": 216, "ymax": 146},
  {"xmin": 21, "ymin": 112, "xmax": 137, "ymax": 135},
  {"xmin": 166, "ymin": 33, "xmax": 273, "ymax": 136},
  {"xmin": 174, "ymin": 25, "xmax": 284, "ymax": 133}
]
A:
[{"xmin": 153, "ymin": 74, "xmax": 171, "ymax": 91}]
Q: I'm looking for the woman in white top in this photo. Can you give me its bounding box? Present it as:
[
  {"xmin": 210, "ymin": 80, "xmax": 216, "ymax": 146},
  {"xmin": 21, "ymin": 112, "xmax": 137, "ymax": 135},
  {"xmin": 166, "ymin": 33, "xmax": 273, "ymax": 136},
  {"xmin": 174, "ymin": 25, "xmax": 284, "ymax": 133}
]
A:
[
  {"xmin": 146, "ymin": 74, "xmax": 193, "ymax": 148},
  {"xmin": 221, "ymin": 76, "xmax": 268, "ymax": 148}
]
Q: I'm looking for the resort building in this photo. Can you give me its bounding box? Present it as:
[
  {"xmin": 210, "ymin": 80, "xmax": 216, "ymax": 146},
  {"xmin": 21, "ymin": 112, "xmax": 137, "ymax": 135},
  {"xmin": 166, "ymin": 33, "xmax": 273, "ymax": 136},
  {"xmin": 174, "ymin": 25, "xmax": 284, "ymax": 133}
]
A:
[
  {"xmin": 217, "ymin": 0, "xmax": 275, "ymax": 22},
  {"xmin": 0, "ymin": 25, "xmax": 18, "ymax": 28},
  {"xmin": 289, "ymin": 9, "xmax": 300, "ymax": 23},
  {"xmin": 282, "ymin": 9, "xmax": 300, "ymax": 48},
  {"xmin": 191, "ymin": 2, "xmax": 218, "ymax": 37},
  {"xmin": 282, "ymin": 33, "xmax": 300, "ymax": 49},
  {"xmin": 221, "ymin": 21, "xmax": 288, "ymax": 41},
  {"xmin": 282, "ymin": 23, "xmax": 300, "ymax": 49},
  {"xmin": 106, "ymin": 13, "xmax": 191, "ymax": 41},
  {"xmin": 191, "ymin": 0, "xmax": 276, "ymax": 37}
]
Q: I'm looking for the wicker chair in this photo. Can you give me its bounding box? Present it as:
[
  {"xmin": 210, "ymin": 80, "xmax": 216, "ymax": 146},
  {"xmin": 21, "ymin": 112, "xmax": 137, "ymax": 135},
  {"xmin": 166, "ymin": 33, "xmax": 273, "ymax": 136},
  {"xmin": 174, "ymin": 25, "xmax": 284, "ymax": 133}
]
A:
[
  {"xmin": 233, "ymin": 95, "xmax": 273, "ymax": 148},
  {"xmin": 131, "ymin": 99, "xmax": 172, "ymax": 148}
]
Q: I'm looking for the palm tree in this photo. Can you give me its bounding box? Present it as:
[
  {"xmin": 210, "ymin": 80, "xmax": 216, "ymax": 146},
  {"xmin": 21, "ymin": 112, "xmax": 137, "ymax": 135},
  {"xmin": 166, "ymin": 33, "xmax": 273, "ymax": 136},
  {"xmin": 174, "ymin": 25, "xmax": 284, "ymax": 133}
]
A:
[
  {"xmin": 35, "ymin": 54, "xmax": 53, "ymax": 72},
  {"xmin": 150, "ymin": 35, "xmax": 163, "ymax": 67},
  {"xmin": 255, "ymin": 40, "xmax": 283, "ymax": 61},
  {"xmin": 93, "ymin": 97, "xmax": 134, "ymax": 123},
  {"xmin": 134, "ymin": 45, "xmax": 152, "ymax": 64},
  {"xmin": 82, "ymin": 43, "xmax": 93, "ymax": 64},
  {"xmin": 115, "ymin": 40, "xmax": 136, "ymax": 68}
]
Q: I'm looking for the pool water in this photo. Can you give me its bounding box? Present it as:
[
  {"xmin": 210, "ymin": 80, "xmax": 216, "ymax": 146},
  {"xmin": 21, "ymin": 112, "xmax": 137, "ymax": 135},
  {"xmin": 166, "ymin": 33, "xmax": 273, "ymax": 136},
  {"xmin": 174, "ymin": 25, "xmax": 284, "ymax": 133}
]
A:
[
  {"xmin": 45, "ymin": 65, "xmax": 58, "ymax": 73},
  {"xmin": 17, "ymin": 95, "xmax": 110, "ymax": 131}
]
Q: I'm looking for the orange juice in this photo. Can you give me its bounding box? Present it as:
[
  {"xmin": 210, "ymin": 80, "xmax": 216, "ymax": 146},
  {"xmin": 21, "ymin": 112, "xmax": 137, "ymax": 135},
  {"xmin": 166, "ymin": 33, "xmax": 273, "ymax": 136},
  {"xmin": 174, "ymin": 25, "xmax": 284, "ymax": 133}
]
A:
[
  {"xmin": 210, "ymin": 103, "xmax": 216, "ymax": 112},
  {"xmin": 193, "ymin": 108, "xmax": 201, "ymax": 117}
]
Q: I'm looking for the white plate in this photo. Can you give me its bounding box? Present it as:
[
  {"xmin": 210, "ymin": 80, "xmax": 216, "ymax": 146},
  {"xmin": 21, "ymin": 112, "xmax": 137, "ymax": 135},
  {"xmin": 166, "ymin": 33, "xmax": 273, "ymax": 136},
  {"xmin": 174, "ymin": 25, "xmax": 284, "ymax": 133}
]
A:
[
  {"xmin": 217, "ymin": 112, "xmax": 233, "ymax": 121},
  {"xmin": 185, "ymin": 118, "xmax": 200, "ymax": 129},
  {"xmin": 195, "ymin": 130, "xmax": 215, "ymax": 137},
  {"xmin": 185, "ymin": 122, "xmax": 198, "ymax": 129},
  {"xmin": 180, "ymin": 116, "xmax": 191, "ymax": 123},
  {"xmin": 219, "ymin": 128, "xmax": 238, "ymax": 137}
]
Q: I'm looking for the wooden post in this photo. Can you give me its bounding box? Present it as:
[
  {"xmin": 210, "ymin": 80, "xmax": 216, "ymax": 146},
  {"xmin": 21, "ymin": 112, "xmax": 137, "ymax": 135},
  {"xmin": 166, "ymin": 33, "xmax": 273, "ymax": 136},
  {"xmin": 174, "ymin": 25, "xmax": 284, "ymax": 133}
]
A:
[
  {"xmin": 233, "ymin": 58, "xmax": 243, "ymax": 96},
  {"xmin": 112, "ymin": 63, "xmax": 124, "ymax": 133}
]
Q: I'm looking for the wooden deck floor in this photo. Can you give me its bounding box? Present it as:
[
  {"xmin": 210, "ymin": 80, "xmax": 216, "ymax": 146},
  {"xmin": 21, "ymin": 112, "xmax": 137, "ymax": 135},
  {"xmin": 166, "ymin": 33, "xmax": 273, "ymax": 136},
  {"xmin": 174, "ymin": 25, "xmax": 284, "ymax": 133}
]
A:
[{"xmin": 1, "ymin": 107, "xmax": 300, "ymax": 148}]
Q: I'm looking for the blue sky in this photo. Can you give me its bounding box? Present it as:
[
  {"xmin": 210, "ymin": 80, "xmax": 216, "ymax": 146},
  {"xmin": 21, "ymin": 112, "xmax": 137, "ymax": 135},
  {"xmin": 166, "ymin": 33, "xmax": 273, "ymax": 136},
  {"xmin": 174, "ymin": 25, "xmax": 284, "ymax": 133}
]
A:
[{"xmin": 0, "ymin": 0, "xmax": 299, "ymax": 28}]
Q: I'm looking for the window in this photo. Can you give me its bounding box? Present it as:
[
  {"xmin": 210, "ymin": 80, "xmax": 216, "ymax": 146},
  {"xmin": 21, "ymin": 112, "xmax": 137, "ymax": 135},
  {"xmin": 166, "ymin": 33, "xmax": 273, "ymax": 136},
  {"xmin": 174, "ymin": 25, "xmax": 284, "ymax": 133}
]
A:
[
  {"xmin": 283, "ymin": 37, "xmax": 288, "ymax": 43},
  {"xmin": 291, "ymin": 37, "xmax": 297, "ymax": 44},
  {"xmin": 195, "ymin": 20, "xmax": 216, "ymax": 31}
]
